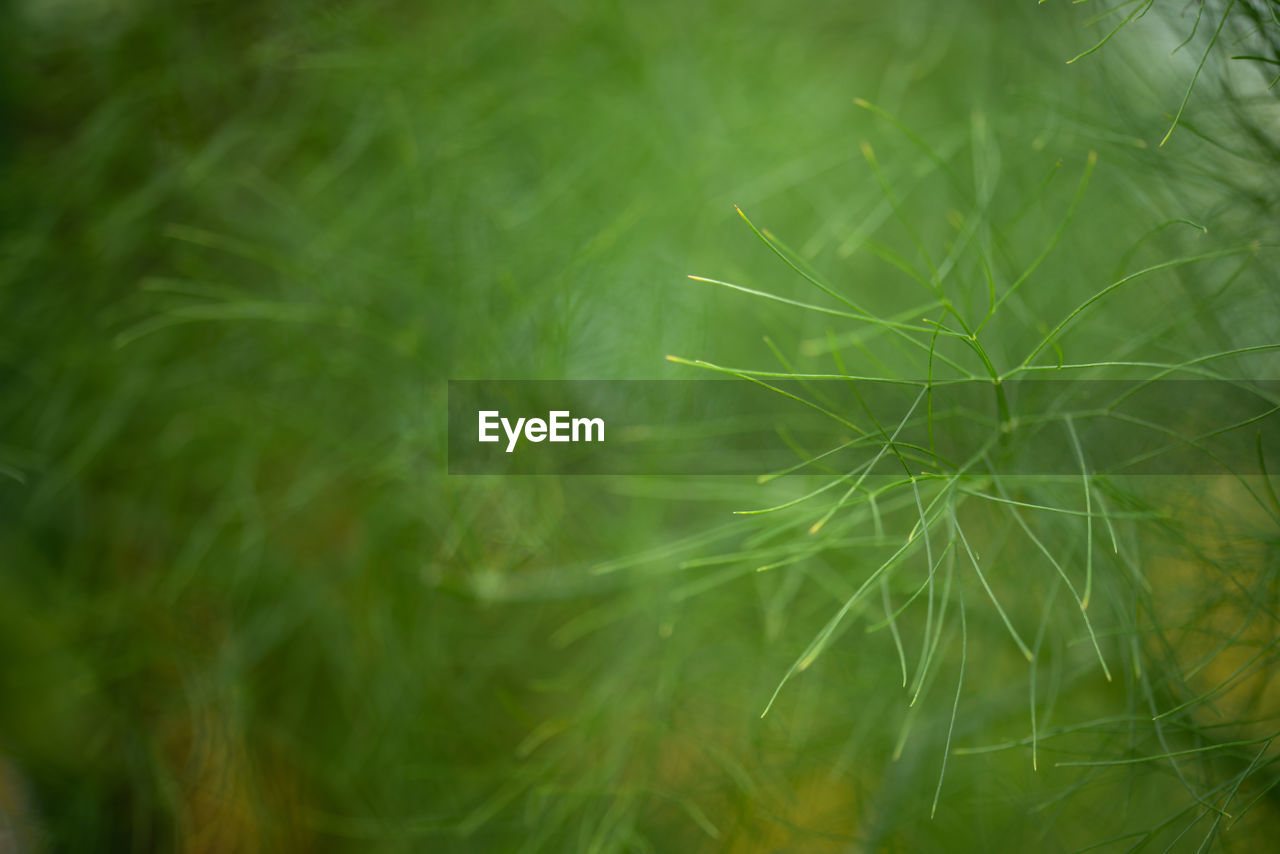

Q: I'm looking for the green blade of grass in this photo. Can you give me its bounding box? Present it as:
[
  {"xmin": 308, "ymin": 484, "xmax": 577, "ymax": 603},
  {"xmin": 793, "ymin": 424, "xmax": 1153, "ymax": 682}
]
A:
[
  {"xmin": 1159, "ymin": 0, "xmax": 1236, "ymax": 148},
  {"xmin": 932, "ymin": 576, "xmax": 966, "ymax": 819},
  {"xmin": 953, "ymin": 508, "xmax": 1034, "ymax": 661}
]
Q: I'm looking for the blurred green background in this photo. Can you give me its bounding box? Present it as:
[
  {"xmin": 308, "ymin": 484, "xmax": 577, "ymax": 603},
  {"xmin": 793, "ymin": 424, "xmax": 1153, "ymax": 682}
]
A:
[{"xmin": 2, "ymin": 1, "xmax": 1278, "ymax": 851}]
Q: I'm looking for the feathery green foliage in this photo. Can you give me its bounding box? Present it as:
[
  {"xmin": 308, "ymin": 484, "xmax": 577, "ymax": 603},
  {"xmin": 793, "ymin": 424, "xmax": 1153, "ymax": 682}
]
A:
[{"xmin": 1, "ymin": 0, "xmax": 1277, "ymax": 851}]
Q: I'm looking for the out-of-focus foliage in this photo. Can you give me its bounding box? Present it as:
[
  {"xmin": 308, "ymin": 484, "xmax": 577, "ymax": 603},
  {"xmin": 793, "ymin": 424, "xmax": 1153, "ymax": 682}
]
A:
[{"xmin": 1, "ymin": 1, "xmax": 1277, "ymax": 851}]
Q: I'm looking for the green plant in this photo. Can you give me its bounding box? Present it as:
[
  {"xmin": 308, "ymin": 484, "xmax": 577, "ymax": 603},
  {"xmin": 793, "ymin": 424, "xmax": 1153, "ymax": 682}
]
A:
[
  {"xmin": 1, "ymin": 1, "xmax": 1277, "ymax": 852},
  {"xmin": 653, "ymin": 3, "xmax": 1280, "ymax": 847}
]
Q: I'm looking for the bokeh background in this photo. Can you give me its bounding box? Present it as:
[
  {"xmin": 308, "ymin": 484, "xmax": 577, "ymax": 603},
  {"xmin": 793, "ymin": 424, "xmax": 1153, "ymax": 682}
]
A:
[{"xmin": 2, "ymin": 1, "xmax": 1278, "ymax": 851}]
